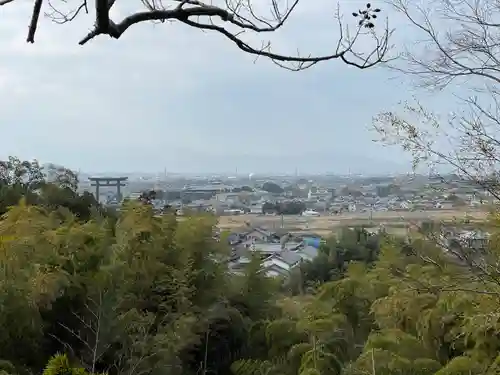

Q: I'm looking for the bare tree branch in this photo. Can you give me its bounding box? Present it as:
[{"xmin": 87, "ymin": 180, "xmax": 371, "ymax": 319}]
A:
[
  {"xmin": 0, "ymin": 0, "xmax": 394, "ymax": 71},
  {"xmin": 374, "ymin": 100, "xmax": 500, "ymax": 199},
  {"xmin": 375, "ymin": 0, "xmax": 500, "ymax": 193},
  {"xmin": 27, "ymin": 0, "xmax": 43, "ymax": 43},
  {"xmin": 372, "ymin": 0, "xmax": 500, "ymax": 293},
  {"xmin": 388, "ymin": 0, "xmax": 500, "ymax": 90},
  {"xmin": 56, "ymin": 288, "xmax": 118, "ymax": 373}
]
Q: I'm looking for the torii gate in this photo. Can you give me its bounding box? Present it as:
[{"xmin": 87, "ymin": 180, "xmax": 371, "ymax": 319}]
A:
[{"xmin": 89, "ymin": 176, "xmax": 128, "ymax": 202}]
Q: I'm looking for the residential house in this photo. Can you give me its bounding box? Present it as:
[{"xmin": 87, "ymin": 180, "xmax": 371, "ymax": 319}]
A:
[
  {"xmin": 227, "ymin": 233, "xmax": 243, "ymax": 246},
  {"xmin": 399, "ymin": 201, "xmax": 412, "ymax": 210},
  {"xmin": 458, "ymin": 230, "xmax": 489, "ymax": 250},
  {"xmin": 249, "ymin": 203, "xmax": 264, "ymax": 214},
  {"xmin": 250, "ymin": 243, "xmax": 284, "ymax": 257},
  {"xmin": 441, "ymin": 228, "xmax": 490, "ymax": 254},
  {"xmin": 241, "ymin": 227, "xmax": 281, "ymax": 243},
  {"xmin": 262, "ymin": 250, "xmax": 303, "ymax": 276},
  {"xmin": 297, "ymin": 245, "xmax": 319, "ymax": 261},
  {"xmin": 226, "ymin": 226, "xmax": 322, "ymax": 278},
  {"xmin": 262, "ymin": 264, "xmax": 291, "ymax": 278}
]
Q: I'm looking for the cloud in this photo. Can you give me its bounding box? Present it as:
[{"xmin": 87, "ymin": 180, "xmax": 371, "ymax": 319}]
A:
[{"xmin": 0, "ymin": 0, "xmax": 426, "ymax": 174}]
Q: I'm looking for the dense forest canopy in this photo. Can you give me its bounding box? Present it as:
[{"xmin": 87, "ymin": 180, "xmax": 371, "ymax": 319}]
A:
[{"xmin": 1, "ymin": 156, "xmax": 500, "ymax": 375}]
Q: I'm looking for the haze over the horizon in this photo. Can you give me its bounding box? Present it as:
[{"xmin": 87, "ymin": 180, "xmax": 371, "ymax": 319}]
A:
[{"xmin": 0, "ymin": 1, "xmax": 463, "ymax": 175}]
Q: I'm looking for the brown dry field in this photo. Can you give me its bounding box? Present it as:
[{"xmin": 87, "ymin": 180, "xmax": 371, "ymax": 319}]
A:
[{"xmin": 217, "ymin": 210, "xmax": 488, "ymax": 236}]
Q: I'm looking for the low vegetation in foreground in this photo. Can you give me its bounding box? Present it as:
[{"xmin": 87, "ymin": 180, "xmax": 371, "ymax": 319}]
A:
[{"xmin": 1, "ymin": 158, "xmax": 500, "ymax": 375}]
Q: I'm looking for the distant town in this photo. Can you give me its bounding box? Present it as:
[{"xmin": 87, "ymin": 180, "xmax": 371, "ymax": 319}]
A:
[
  {"xmin": 73, "ymin": 171, "xmax": 489, "ymax": 278},
  {"xmin": 76, "ymin": 172, "xmax": 490, "ymax": 216}
]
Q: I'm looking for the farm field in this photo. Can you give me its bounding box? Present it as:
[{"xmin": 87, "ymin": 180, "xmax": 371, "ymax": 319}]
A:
[{"xmin": 217, "ymin": 209, "xmax": 488, "ymax": 236}]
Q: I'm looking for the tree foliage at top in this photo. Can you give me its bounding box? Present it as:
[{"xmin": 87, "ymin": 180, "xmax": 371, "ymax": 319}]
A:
[{"xmin": 0, "ymin": 157, "xmax": 101, "ymax": 220}]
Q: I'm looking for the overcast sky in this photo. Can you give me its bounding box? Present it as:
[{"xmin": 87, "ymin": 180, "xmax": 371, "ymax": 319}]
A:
[{"xmin": 0, "ymin": 0, "xmax": 460, "ymax": 175}]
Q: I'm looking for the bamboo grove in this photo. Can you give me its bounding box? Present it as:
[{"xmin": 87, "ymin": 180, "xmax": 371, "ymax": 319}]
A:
[{"xmin": 1, "ymin": 157, "xmax": 500, "ymax": 375}]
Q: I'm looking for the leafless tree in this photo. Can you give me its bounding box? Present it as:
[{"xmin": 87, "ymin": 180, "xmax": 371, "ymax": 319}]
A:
[
  {"xmin": 371, "ymin": 0, "xmax": 500, "ymax": 290},
  {"xmin": 2, "ymin": 0, "xmax": 392, "ymax": 71},
  {"xmin": 373, "ymin": 0, "xmax": 500, "ymax": 199},
  {"xmin": 52, "ymin": 288, "xmax": 119, "ymax": 374}
]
